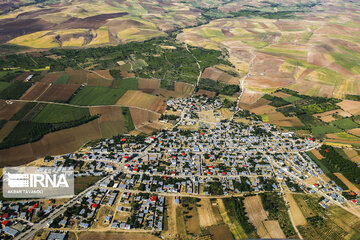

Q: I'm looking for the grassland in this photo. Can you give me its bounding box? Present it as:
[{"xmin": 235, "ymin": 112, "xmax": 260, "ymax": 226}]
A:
[
  {"xmin": 121, "ymin": 107, "xmax": 135, "ymax": 131},
  {"xmin": 311, "ymin": 125, "xmax": 342, "ymax": 135},
  {"xmin": 331, "ymin": 118, "xmax": 358, "ymax": 130},
  {"xmin": 33, "ymin": 104, "xmax": 90, "ymax": 123},
  {"xmin": 74, "ymin": 175, "xmax": 102, "ymax": 194},
  {"xmin": 0, "ymin": 82, "xmax": 32, "ymax": 99},
  {"xmin": 0, "ymin": 82, "xmax": 10, "ymax": 92},
  {"xmin": 55, "ymin": 75, "xmax": 70, "ymax": 84},
  {"xmin": 70, "ymin": 86, "xmax": 127, "ymax": 106}
]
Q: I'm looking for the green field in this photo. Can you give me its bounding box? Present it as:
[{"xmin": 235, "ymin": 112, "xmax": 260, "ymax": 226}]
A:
[
  {"xmin": 69, "ymin": 86, "xmax": 127, "ymax": 106},
  {"xmin": 261, "ymin": 114, "xmax": 269, "ymax": 122},
  {"xmin": 74, "ymin": 176, "xmax": 102, "ymax": 194},
  {"xmin": 0, "ymin": 82, "xmax": 32, "ymax": 99},
  {"xmin": 121, "ymin": 107, "xmax": 135, "ymax": 131},
  {"xmin": 331, "ymin": 118, "xmax": 358, "ymax": 130},
  {"xmin": 112, "ymin": 78, "xmax": 138, "ymax": 90},
  {"xmin": 10, "ymin": 102, "xmax": 37, "ymax": 121},
  {"xmin": 284, "ymin": 95, "xmax": 302, "ymax": 103},
  {"xmin": 311, "ymin": 125, "xmax": 341, "ymax": 135},
  {"xmin": 33, "ymin": 104, "xmax": 90, "ymax": 123},
  {"xmin": 55, "ymin": 75, "xmax": 69, "ymax": 84},
  {"xmin": 0, "ymin": 82, "xmax": 10, "ymax": 92}
]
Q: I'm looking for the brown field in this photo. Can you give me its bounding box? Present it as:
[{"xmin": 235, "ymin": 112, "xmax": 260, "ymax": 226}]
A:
[
  {"xmin": 152, "ymin": 88, "xmax": 183, "ymax": 98},
  {"xmin": 210, "ymin": 199, "xmax": 223, "ymax": 223},
  {"xmin": 90, "ymin": 106, "xmax": 125, "ymax": 122},
  {"xmin": 87, "ymin": 70, "xmax": 113, "ymax": 80},
  {"xmin": 129, "ymin": 107, "xmax": 159, "ymax": 129},
  {"xmin": 343, "ymin": 148, "xmax": 358, "ymax": 159},
  {"xmin": 0, "ymin": 121, "xmax": 18, "ymax": 142},
  {"xmin": 271, "ymin": 92, "xmax": 291, "ymax": 98},
  {"xmin": 116, "ymin": 90, "xmax": 166, "ymax": 113},
  {"xmin": 79, "ymin": 232, "xmax": 161, "ymax": 240},
  {"xmin": 12, "ymin": 72, "xmax": 33, "ymax": 83},
  {"xmin": 138, "ymin": 78, "xmax": 160, "ymax": 92},
  {"xmin": 39, "ymin": 73, "xmax": 62, "ymax": 84},
  {"xmin": 239, "ymin": 89, "xmax": 263, "ymax": 105},
  {"xmin": 0, "ymin": 101, "xmax": 27, "ymax": 120},
  {"xmin": 207, "ymin": 224, "xmax": 234, "ymax": 240},
  {"xmin": 249, "ymin": 104, "xmax": 277, "ymax": 115},
  {"xmin": 0, "ymin": 119, "xmax": 102, "ymax": 167},
  {"xmin": 351, "ymin": 156, "xmax": 360, "ymax": 165},
  {"xmin": 286, "ymin": 193, "xmax": 307, "ymax": 226},
  {"xmin": 337, "ymin": 100, "xmax": 360, "ymax": 115},
  {"xmin": 239, "ymin": 98, "xmax": 270, "ymax": 111},
  {"xmin": 269, "ymin": 116, "xmax": 304, "ymax": 127},
  {"xmin": 121, "ymin": 71, "xmax": 136, "ymax": 78},
  {"xmin": 201, "ymin": 67, "xmax": 239, "ymax": 84},
  {"xmin": 311, "ymin": 149, "xmax": 323, "ymax": 159},
  {"xmin": 66, "ymin": 68, "xmax": 87, "ymax": 84},
  {"xmin": 314, "ymin": 109, "xmax": 352, "ymax": 122},
  {"xmin": 99, "ymin": 121, "xmax": 126, "ymax": 138},
  {"xmin": 348, "ymin": 128, "xmax": 360, "ymax": 137},
  {"xmin": 196, "ymin": 89, "xmax": 216, "ymax": 98},
  {"xmin": 197, "ymin": 198, "xmax": 218, "ymax": 227},
  {"xmin": 184, "ymin": 203, "xmax": 201, "ymax": 235},
  {"xmin": 39, "ymin": 84, "xmax": 81, "ymax": 102},
  {"xmin": 164, "ymin": 196, "xmax": 177, "ymax": 239},
  {"xmin": 174, "ymin": 81, "xmax": 195, "ymax": 97},
  {"xmin": 20, "ymin": 82, "xmax": 50, "ymax": 100},
  {"xmin": 334, "ymin": 173, "xmax": 360, "ymax": 195},
  {"xmin": 87, "ymin": 78, "xmax": 113, "ymax": 87}
]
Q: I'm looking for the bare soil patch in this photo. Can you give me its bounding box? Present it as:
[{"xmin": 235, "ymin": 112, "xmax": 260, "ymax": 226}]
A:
[
  {"xmin": 184, "ymin": 204, "xmax": 201, "ymax": 235},
  {"xmin": 207, "ymin": 224, "xmax": 234, "ymax": 240},
  {"xmin": 196, "ymin": 89, "xmax": 216, "ymax": 98},
  {"xmin": 311, "ymin": 149, "xmax": 324, "ymax": 159},
  {"xmin": 263, "ymin": 220, "xmax": 286, "ymax": 239},
  {"xmin": 286, "ymin": 193, "xmax": 307, "ymax": 226},
  {"xmin": 39, "ymin": 84, "xmax": 81, "ymax": 102},
  {"xmin": 240, "ymin": 89, "xmax": 263, "ymax": 105},
  {"xmin": 197, "ymin": 198, "xmax": 218, "ymax": 227},
  {"xmin": 39, "ymin": 73, "xmax": 62, "ymax": 84},
  {"xmin": 0, "ymin": 101, "xmax": 26, "ymax": 120},
  {"xmin": 174, "ymin": 82, "xmax": 195, "ymax": 97},
  {"xmin": 202, "ymin": 67, "xmax": 238, "ymax": 84},
  {"xmin": 129, "ymin": 107, "xmax": 159, "ymax": 129},
  {"xmin": 66, "ymin": 68, "xmax": 87, "ymax": 84},
  {"xmin": 116, "ymin": 90, "xmax": 165, "ymax": 113},
  {"xmin": 138, "ymin": 78, "xmax": 160, "ymax": 92},
  {"xmin": 90, "ymin": 106, "xmax": 125, "ymax": 122},
  {"xmin": 20, "ymin": 82, "xmax": 49, "ymax": 100},
  {"xmin": 337, "ymin": 100, "xmax": 360, "ymax": 115},
  {"xmin": 334, "ymin": 173, "xmax": 360, "ymax": 195},
  {"xmin": 250, "ymin": 104, "xmax": 277, "ymax": 115},
  {"xmin": 244, "ymin": 195, "xmax": 267, "ymax": 230},
  {"xmin": 344, "ymin": 148, "xmax": 358, "ymax": 159},
  {"xmin": 348, "ymin": 128, "xmax": 360, "ymax": 137}
]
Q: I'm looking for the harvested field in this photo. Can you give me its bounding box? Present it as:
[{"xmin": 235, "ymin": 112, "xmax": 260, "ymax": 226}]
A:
[
  {"xmin": 138, "ymin": 78, "xmax": 160, "ymax": 92},
  {"xmin": 197, "ymin": 198, "xmax": 218, "ymax": 227},
  {"xmin": 314, "ymin": 109, "xmax": 352, "ymax": 123},
  {"xmin": 20, "ymin": 82, "xmax": 50, "ymax": 100},
  {"xmin": 129, "ymin": 107, "xmax": 159, "ymax": 129},
  {"xmin": 0, "ymin": 121, "xmax": 18, "ymax": 142},
  {"xmin": 174, "ymin": 81, "xmax": 195, "ymax": 97},
  {"xmin": 90, "ymin": 106, "xmax": 125, "ymax": 122},
  {"xmin": 99, "ymin": 121, "xmax": 126, "ymax": 138},
  {"xmin": 311, "ymin": 149, "xmax": 323, "ymax": 159},
  {"xmin": 286, "ymin": 193, "xmax": 307, "ymax": 226},
  {"xmin": 66, "ymin": 68, "xmax": 87, "ymax": 84},
  {"xmin": 201, "ymin": 67, "xmax": 238, "ymax": 84},
  {"xmin": 239, "ymin": 89, "xmax": 263, "ymax": 105},
  {"xmin": 249, "ymin": 104, "xmax": 277, "ymax": 115},
  {"xmin": 244, "ymin": 195, "xmax": 267, "ymax": 231},
  {"xmin": 116, "ymin": 90, "xmax": 166, "ymax": 113},
  {"xmin": 334, "ymin": 173, "xmax": 360, "ymax": 195},
  {"xmin": 0, "ymin": 101, "xmax": 26, "ymax": 120},
  {"xmin": 184, "ymin": 203, "xmax": 201, "ymax": 235},
  {"xmin": 207, "ymin": 224, "xmax": 234, "ymax": 240},
  {"xmin": 344, "ymin": 148, "xmax": 358, "ymax": 159},
  {"xmin": 152, "ymin": 89, "xmax": 183, "ymax": 98},
  {"xmin": 121, "ymin": 71, "xmax": 136, "ymax": 78},
  {"xmin": 87, "ymin": 70, "xmax": 113, "ymax": 81},
  {"xmin": 337, "ymin": 100, "xmax": 360, "ymax": 115},
  {"xmin": 0, "ymin": 119, "xmax": 102, "ymax": 167},
  {"xmin": 351, "ymin": 156, "xmax": 360, "ymax": 165},
  {"xmin": 79, "ymin": 232, "xmax": 161, "ymax": 240},
  {"xmin": 40, "ymin": 73, "xmax": 62, "ymax": 84},
  {"xmin": 272, "ymin": 92, "xmax": 291, "ymax": 98},
  {"xmin": 39, "ymin": 84, "xmax": 81, "ymax": 102},
  {"xmin": 239, "ymin": 98, "xmax": 270, "ymax": 111},
  {"xmin": 164, "ymin": 196, "xmax": 177, "ymax": 239},
  {"xmin": 87, "ymin": 78, "xmax": 113, "ymax": 87},
  {"xmin": 263, "ymin": 220, "xmax": 286, "ymax": 239},
  {"xmin": 348, "ymin": 128, "xmax": 360, "ymax": 137},
  {"xmin": 196, "ymin": 89, "xmax": 216, "ymax": 98}
]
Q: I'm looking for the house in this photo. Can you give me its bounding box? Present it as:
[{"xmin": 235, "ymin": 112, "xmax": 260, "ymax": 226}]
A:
[
  {"xmin": 48, "ymin": 232, "xmax": 67, "ymax": 240},
  {"xmin": 3, "ymin": 226, "xmax": 19, "ymax": 237}
]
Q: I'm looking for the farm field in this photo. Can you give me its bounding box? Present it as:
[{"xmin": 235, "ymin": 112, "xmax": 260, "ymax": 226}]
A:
[
  {"xmin": 116, "ymin": 90, "xmax": 166, "ymax": 113},
  {"xmin": 33, "ymin": 104, "xmax": 90, "ymax": 123},
  {"xmin": 70, "ymin": 86, "xmax": 127, "ymax": 106},
  {"xmin": 39, "ymin": 84, "xmax": 81, "ymax": 102}
]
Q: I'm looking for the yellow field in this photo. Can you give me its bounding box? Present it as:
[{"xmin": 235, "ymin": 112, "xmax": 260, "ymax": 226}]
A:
[
  {"xmin": 62, "ymin": 37, "xmax": 85, "ymax": 47},
  {"xmin": 9, "ymin": 31, "xmax": 58, "ymax": 48},
  {"xmin": 89, "ymin": 27, "xmax": 110, "ymax": 45}
]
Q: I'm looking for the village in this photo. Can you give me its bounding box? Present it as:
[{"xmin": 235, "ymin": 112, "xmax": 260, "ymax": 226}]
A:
[{"xmin": 0, "ymin": 96, "xmax": 359, "ymax": 240}]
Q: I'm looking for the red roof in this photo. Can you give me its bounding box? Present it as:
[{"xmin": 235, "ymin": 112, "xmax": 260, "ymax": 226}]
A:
[
  {"xmin": 1, "ymin": 220, "xmax": 8, "ymax": 225},
  {"xmin": 123, "ymin": 156, "xmax": 129, "ymax": 159},
  {"xmin": 133, "ymin": 168, "xmax": 138, "ymax": 172},
  {"xmin": 201, "ymin": 132, "xmax": 204, "ymax": 135},
  {"xmin": 172, "ymin": 172, "xmax": 176, "ymax": 175},
  {"xmin": 163, "ymin": 176, "xmax": 167, "ymax": 180},
  {"xmin": 350, "ymin": 191, "xmax": 356, "ymax": 196},
  {"xmin": 121, "ymin": 138, "xmax": 127, "ymax": 141},
  {"xmin": 352, "ymin": 200, "xmax": 356, "ymax": 203},
  {"xmin": 92, "ymin": 203, "xmax": 97, "ymax": 208},
  {"xmin": 309, "ymin": 137, "xmax": 313, "ymax": 141},
  {"xmin": 208, "ymin": 166, "xmax": 213, "ymax": 169},
  {"xmin": 28, "ymin": 208, "xmax": 32, "ymax": 212},
  {"xmin": 151, "ymin": 196, "xmax": 157, "ymax": 201},
  {"xmin": 208, "ymin": 154, "xmax": 212, "ymax": 158},
  {"xmin": 222, "ymin": 172, "xmax": 227, "ymax": 175},
  {"xmin": 182, "ymin": 153, "xmax": 186, "ymax": 156},
  {"xmin": 325, "ymin": 149, "xmax": 329, "ymax": 152},
  {"xmin": 150, "ymin": 136, "xmax": 155, "ymax": 139},
  {"xmin": 208, "ymin": 171, "xmax": 212, "ymax": 175},
  {"xmin": 32, "ymin": 204, "xmax": 37, "ymax": 209}
]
